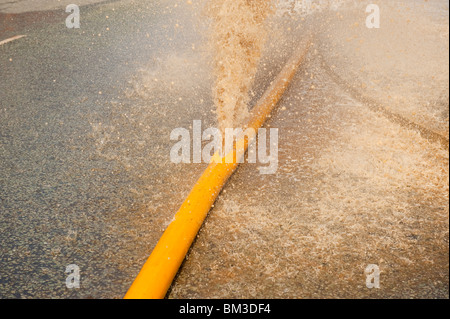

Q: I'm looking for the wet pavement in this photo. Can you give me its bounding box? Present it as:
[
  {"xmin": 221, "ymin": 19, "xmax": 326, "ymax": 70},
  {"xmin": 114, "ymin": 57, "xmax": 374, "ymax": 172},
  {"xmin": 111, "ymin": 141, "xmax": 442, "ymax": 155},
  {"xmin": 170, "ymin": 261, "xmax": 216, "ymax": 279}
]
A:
[
  {"xmin": 170, "ymin": 47, "xmax": 449, "ymax": 299},
  {"xmin": 1, "ymin": 0, "xmax": 448, "ymax": 299},
  {"xmin": 1, "ymin": 0, "xmax": 213, "ymax": 298}
]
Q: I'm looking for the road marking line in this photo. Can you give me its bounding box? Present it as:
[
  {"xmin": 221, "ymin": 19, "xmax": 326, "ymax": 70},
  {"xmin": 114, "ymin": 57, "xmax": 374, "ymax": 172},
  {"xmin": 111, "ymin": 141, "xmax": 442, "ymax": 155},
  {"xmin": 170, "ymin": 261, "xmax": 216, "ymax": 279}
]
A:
[{"xmin": 0, "ymin": 35, "xmax": 26, "ymax": 46}]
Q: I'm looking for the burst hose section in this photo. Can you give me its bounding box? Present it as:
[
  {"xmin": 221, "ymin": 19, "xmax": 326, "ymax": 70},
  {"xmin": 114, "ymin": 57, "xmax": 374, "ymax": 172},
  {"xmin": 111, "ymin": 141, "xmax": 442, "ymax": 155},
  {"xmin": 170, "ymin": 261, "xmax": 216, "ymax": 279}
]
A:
[{"xmin": 124, "ymin": 36, "xmax": 313, "ymax": 299}]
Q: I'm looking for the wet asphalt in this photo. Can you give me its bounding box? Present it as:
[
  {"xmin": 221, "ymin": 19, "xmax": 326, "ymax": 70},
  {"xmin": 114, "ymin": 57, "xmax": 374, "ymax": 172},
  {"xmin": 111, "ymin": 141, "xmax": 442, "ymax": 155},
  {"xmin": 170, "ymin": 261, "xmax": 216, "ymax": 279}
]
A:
[
  {"xmin": 1, "ymin": 0, "xmax": 448, "ymax": 299},
  {"xmin": 0, "ymin": 0, "xmax": 210, "ymax": 298}
]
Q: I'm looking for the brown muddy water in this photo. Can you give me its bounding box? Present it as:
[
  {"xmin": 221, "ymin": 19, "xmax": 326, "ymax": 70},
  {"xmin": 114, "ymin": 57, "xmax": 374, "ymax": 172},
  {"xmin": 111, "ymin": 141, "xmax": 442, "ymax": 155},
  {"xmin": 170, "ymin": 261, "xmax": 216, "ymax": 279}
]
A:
[
  {"xmin": 0, "ymin": 0, "xmax": 448, "ymax": 299},
  {"xmin": 168, "ymin": 0, "xmax": 449, "ymax": 299}
]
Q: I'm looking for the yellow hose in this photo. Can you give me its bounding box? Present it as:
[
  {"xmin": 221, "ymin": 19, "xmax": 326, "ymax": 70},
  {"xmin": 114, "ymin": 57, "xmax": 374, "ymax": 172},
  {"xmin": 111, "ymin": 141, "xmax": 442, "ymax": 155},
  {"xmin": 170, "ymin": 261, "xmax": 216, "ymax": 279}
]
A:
[{"xmin": 124, "ymin": 37, "xmax": 312, "ymax": 299}]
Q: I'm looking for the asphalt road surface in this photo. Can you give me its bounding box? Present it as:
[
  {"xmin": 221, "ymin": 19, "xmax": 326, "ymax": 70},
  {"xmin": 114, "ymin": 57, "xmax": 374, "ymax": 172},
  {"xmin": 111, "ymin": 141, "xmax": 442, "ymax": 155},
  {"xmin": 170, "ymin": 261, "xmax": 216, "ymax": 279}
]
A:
[
  {"xmin": 1, "ymin": 0, "xmax": 448, "ymax": 299},
  {"xmin": 1, "ymin": 0, "xmax": 215, "ymax": 298}
]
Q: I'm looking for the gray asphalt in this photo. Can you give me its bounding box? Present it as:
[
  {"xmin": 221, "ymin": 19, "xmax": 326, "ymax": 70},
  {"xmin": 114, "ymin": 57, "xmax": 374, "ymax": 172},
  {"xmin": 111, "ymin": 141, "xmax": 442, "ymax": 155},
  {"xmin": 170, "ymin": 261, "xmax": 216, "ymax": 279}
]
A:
[
  {"xmin": 1, "ymin": 0, "xmax": 448, "ymax": 299},
  {"xmin": 0, "ymin": 0, "xmax": 212, "ymax": 298}
]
